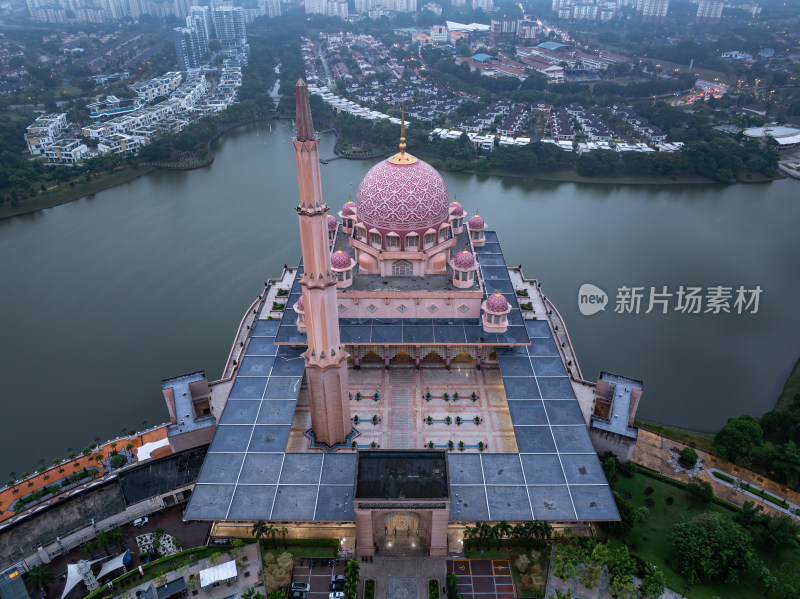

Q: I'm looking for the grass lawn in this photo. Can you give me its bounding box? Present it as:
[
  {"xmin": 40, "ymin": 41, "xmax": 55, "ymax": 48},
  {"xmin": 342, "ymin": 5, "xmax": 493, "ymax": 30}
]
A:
[
  {"xmin": 634, "ymin": 419, "xmax": 715, "ymax": 452},
  {"xmin": 610, "ymin": 472, "xmax": 800, "ymax": 598}
]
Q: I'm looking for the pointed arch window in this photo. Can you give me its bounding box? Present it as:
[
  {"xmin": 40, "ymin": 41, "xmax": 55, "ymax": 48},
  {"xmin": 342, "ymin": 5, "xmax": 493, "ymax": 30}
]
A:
[{"xmin": 392, "ymin": 260, "xmax": 413, "ymax": 276}]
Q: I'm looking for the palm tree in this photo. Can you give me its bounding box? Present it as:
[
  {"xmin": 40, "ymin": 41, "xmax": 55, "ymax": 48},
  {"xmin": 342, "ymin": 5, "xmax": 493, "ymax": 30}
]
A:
[
  {"xmin": 251, "ymin": 520, "xmax": 268, "ymax": 541},
  {"xmin": 524, "ymin": 521, "xmax": 536, "ymax": 549},
  {"xmin": 25, "ymin": 564, "xmax": 54, "ymax": 591},
  {"xmin": 511, "ymin": 523, "xmax": 525, "ymax": 548},
  {"xmin": 538, "ymin": 521, "xmax": 553, "ymax": 541},
  {"xmin": 266, "ymin": 524, "xmax": 277, "ymax": 548},
  {"xmin": 463, "ymin": 525, "xmax": 474, "ymax": 551},
  {"xmin": 279, "ymin": 526, "xmax": 288, "ymax": 549},
  {"xmin": 496, "ymin": 520, "xmax": 513, "ymax": 549}
]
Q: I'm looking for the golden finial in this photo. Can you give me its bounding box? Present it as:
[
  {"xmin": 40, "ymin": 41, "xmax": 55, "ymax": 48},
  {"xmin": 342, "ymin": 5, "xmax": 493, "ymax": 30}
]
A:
[{"xmin": 387, "ymin": 103, "xmax": 417, "ymax": 165}]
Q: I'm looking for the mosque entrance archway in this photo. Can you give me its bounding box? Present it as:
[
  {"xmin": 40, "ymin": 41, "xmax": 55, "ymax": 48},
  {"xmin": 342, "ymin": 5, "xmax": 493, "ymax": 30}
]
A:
[
  {"xmin": 381, "ymin": 512, "xmax": 424, "ymax": 556},
  {"xmin": 392, "ymin": 260, "xmax": 413, "ymax": 276}
]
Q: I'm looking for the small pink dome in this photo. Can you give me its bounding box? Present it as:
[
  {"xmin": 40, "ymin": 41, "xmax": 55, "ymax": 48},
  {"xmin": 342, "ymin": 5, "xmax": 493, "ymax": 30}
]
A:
[
  {"xmin": 342, "ymin": 201, "xmax": 356, "ymax": 216},
  {"xmin": 331, "ymin": 250, "xmax": 352, "ymax": 269},
  {"xmin": 327, "ymin": 215, "xmax": 338, "ymax": 230},
  {"xmin": 468, "ymin": 214, "xmax": 485, "ymax": 230},
  {"xmin": 296, "ymin": 295, "xmax": 304, "ymax": 311},
  {"xmin": 486, "ymin": 292, "xmax": 508, "ymax": 312},
  {"xmin": 450, "ymin": 201, "xmax": 464, "ymax": 217},
  {"xmin": 453, "ymin": 250, "xmax": 475, "ymax": 269}
]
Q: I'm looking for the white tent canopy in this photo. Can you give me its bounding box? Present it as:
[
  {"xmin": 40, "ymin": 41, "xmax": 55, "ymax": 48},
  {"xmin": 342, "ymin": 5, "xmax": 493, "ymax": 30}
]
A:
[
  {"xmin": 60, "ymin": 559, "xmax": 102, "ymax": 599},
  {"xmin": 96, "ymin": 552, "xmax": 129, "ymax": 580},
  {"xmin": 198, "ymin": 560, "xmax": 237, "ymax": 588}
]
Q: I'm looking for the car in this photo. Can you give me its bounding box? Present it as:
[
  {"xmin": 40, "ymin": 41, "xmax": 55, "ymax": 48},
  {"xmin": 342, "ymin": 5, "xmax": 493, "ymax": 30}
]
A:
[
  {"xmin": 328, "ymin": 582, "xmax": 345, "ymax": 592},
  {"xmin": 328, "ymin": 593, "xmax": 344, "ymax": 599},
  {"xmin": 290, "ymin": 583, "xmax": 310, "ymax": 592},
  {"xmin": 132, "ymin": 517, "xmax": 148, "ymax": 527},
  {"xmin": 288, "ymin": 592, "xmax": 306, "ymax": 599},
  {"xmin": 331, "ymin": 575, "xmax": 346, "ymax": 583}
]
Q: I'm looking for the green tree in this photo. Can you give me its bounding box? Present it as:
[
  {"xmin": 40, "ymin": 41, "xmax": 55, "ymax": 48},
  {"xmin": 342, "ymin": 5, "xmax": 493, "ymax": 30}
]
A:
[
  {"xmin": 678, "ymin": 447, "xmax": 699, "ymax": 469},
  {"xmin": 670, "ymin": 513, "xmax": 753, "ymax": 584},
  {"xmin": 714, "ymin": 415, "xmax": 763, "ymax": 464},
  {"xmin": 25, "ymin": 564, "xmax": 54, "ymax": 591},
  {"xmin": 251, "ymin": 519, "xmax": 268, "ymax": 541}
]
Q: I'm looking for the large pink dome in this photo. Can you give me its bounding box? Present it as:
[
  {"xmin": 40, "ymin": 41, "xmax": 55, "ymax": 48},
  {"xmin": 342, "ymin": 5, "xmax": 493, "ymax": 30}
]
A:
[{"xmin": 356, "ymin": 158, "xmax": 450, "ymax": 234}]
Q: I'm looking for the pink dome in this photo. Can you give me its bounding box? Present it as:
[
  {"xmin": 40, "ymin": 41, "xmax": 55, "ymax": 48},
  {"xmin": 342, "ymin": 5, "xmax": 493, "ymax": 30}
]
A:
[
  {"xmin": 468, "ymin": 214, "xmax": 485, "ymax": 230},
  {"xmin": 453, "ymin": 250, "xmax": 475, "ymax": 269},
  {"xmin": 342, "ymin": 201, "xmax": 356, "ymax": 216},
  {"xmin": 356, "ymin": 158, "xmax": 449, "ymax": 234},
  {"xmin": 331, "ymin": 250, "xmax": 352, "ymax": 269},
  {"xmin": 296, "ymin": 295, "xmax": 304, "ymax": 311},
  {"xmin": 450, "ymin": 201, "xmax": 464, "ymax": 217},
  {"xmin": 327, "ymin": 215, "xmax": 338, "ymax": 230},
  {"xmin": 486, "ymin": 292, "xmax": 508, "ymax": 312}
]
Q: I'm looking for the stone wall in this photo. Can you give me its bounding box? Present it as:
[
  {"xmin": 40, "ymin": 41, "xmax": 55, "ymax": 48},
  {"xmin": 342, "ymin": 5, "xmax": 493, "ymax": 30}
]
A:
[{"xmin": 589, "ymin": 428, "xmax": 636, "ymax": 462}]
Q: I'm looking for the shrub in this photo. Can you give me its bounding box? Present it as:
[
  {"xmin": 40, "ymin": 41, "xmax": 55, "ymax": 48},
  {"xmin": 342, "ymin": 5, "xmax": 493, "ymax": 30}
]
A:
[
  {"xmin": 686, "ymin": 480, "xmax": 714, "ymax": 504},
  {"xmin": 478, "ymin": 441, "xmax": 485, "ymax": 451},
  {"xmin": 643, "ymin": 486, "xmax": 654, "ymax": 496},
  {"xmin": 426, "ymin": 416, "xmax": 432, "ymax": 425},
  {"xmin": 428, "ymin": 579, "xmax": 439, "ymax": 599},
  {"xmin": 428, "ymin": 441, "xmax": 434, "ymax": 449},
  {"xmin": 448, "ymin": 440, "xmax": 454, "ymax": 450},
  {"xmin": 456, "ymin": 416, "xmax": 462, "ymax": 425},
  {"xmin": 110, "ymin": 454, "xmax": 126, "ymax": 468},
  {"xmin": 271, "ymin": 302, "xmax": 285, "ymax": 311},
  {"xmin": 666, "ymin": 496, "xmax": 675, "ymax": 506},
  {"xmin": 515, "ymin": 554, "xmax": 530, "ymax": 573},
  {"xmin": 364, "ymin": 580, "xmax": 375, "ymax": 599},
  {"xmin": 678, "ymin": 447, "xmax": 699, "ymax": 469}
]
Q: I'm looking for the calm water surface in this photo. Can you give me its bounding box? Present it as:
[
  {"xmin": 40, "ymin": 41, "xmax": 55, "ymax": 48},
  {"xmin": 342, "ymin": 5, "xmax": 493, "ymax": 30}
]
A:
[{"xmin": 1, "ymin": 119, "xmax": 798, "ymax": 475}]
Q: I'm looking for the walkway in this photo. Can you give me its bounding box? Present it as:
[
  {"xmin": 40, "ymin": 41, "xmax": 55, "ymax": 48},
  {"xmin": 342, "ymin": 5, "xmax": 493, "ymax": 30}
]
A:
[
  {"xmin": 631, "ymin": 429, "xmax": 800, "ymax": 519},
  {"xmin": 449, "ymin": 559, "xmax": 515, "ymax": 599}
]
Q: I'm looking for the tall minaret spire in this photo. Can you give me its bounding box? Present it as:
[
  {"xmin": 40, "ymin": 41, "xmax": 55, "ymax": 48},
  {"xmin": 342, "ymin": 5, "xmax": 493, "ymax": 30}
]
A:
[{"xmin": 292, "ymin": 79, "xmax": 351, "ymax": 448}]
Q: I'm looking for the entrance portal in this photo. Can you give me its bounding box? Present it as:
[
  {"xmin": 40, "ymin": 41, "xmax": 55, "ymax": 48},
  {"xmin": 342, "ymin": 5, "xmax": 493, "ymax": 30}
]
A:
[{"xmin": 382, "ymin": 512, "xmax": 424, "ymax": 556}]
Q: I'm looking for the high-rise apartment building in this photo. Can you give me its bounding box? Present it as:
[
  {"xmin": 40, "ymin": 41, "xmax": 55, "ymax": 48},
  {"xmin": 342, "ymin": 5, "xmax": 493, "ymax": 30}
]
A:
[
  {"xmin": 173, "ymin": 26, "xmax": 206, "ymax": 71},
  {"xmin": 695, "ymin": 0, "xmax": 723, "ymax": 24},
  {"xmin": 635, "ymin": 0, "xmax": 668, "ymax": 23},
  {"xmin": 472, "ymin": 0, "xmax": 493, "ymax": 10},
  {"xmin": 212, "ymin": 6, "xmax": 247, "ymax": 42},
  {"xmin": 187, "ymin": 6, "xmax": 213, "ymax": 47}
]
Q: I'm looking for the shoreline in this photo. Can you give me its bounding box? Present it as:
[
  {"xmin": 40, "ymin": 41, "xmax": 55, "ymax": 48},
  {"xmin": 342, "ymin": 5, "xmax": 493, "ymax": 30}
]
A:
[{"xmin": 2, "ymin": 117, "xmax": 786, "ymax": 220}]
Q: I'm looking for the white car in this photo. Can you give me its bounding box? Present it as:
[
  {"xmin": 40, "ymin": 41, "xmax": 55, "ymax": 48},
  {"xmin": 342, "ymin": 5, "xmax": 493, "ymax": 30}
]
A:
[
  {"xmin": 328, "ymin": 593, "xmax": 344, "ymax": 599},
  {"xmin": 132, "ymin": 517, "xmax": 149, "ymax": 527},
  {"xmin": 290, "ymin": 583, "xmax": 310, "ymax": 592}
]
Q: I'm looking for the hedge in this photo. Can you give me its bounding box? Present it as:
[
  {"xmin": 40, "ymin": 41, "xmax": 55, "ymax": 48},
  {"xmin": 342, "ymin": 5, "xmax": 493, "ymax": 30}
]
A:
[
  {"xmin": 429, "ymin": 579, "xmax": 439, "ymax": 599},
  {"xmin": 364, "ymin": 580, "xmax": 375, "ymax": 599},
  {"xmin": 711, "ymin": 471, "xmax": 790, "ymax": 509},
  {"xmin": 712, "ymin": 471, "xmax": 735, "ymax": 484},
  {"xmin": 635, "ymin": 466, "xmax": 741, "ymax": 512}
]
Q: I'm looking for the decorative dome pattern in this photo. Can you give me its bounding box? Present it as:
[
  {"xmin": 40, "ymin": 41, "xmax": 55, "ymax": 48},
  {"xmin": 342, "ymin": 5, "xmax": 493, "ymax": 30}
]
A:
[
  {"xmin": 468, "ymin": 214, "xmax": 485, "ymax": 230},
  {"xmin": 341, "ymin": 201, "xmax": 356, "ymax": 216},
  {"xmin": 296, "ymin": 295, "xmax": 304, "ymax": 311},
  {"xmin": 327, "ymin": 215, "xmax": 338, "ymax": 230},
  {"xmin": 331, "ymin": 250, "xmax": 352, "ymax": 269},
  {"xmin": 450, "ymin": 201, "xmax": 464, "ymax": 217},
  {"xmin": 453, "ymin": 250, "xmax": 475, "ymax": 269},
  {"xmin": 356, "ymin": 158, "xmax": 450, "ymax": 233},
  {"xmin": 486, "ymin": 292, "xmax": 508, "ymax": 312}
]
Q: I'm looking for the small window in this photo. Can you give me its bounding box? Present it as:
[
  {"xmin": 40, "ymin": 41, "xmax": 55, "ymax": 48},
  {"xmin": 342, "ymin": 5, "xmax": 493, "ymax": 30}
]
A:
[
  {"xmin": 424, "ymin": 233, "xmax": 436, "ymax": 246},
  {"xmin": 386, "ymin": 235, "xmax": 400, "ymax": 249},
  {"xmin": 405, "ymin": 234, "xmax": 419, "ymax": 250},
  {"xmin": 369, "ymin": 232, "xmax": 381, "ymax": 247},
  {"xmin": 439, "ymin": 228, "xmax": 449, "ymax": 243}
]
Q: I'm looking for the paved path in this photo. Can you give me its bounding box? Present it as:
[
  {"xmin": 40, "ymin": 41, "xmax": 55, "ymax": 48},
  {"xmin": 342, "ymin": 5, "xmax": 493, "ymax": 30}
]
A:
[{"xmin": 449, "ymin": 559, "xmax": 515, "ymax": 599}]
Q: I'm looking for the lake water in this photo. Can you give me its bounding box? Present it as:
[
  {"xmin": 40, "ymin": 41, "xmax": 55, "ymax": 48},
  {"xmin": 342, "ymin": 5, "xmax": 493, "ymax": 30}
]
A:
[{"xmin": 1, "ymin": 119, "xmax": 798, "ymax": 476}]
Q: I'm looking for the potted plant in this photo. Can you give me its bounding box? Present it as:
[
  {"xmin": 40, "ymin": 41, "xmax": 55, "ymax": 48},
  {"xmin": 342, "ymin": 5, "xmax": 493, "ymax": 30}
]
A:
[
  {"xmin": 478, "ymin": 441, "xmax": 485, "ymax": 451},
  {"xmin": 372, "ymin": 415, "xmax": 378, "ymax": 425},
  {"xmin": 456, "ymin": 416, "xmax": 462, "ymax": 426},
  {"xmin": 474, "ymin": 416, "xmax": 481, "ymax": 425},
  {"xmin": 353, "ymin": 415, "xmax": 359, "ymax": 424},
  {"xmin": 471, "ymin": 392, "xmax": 477, "ymax": 401},
  {"xmin": 427, "ymin": 441, "xmax": 434, "ymax": 449},
  {"xmin": 447, "ymin": 440, "xmax": 454, "ymax": 450},
  {"xmin": 443, "ymin": 392, "xmax": 449, "ymax": 401},
  {"xmin": 445, "ymin": 416, "xmax": 451, "ymax": 425},
  {"xmin": 356, "ymin": 392, "xmax": 361, "ymax": 400},
  {"xmin": 425, "ymin": 391, "xmax": 431, "ymax": 401},
  {"xmin": 453, "ymin": 392, "xmax": 459, "ymax": 400},
  {"xmin": 351, "ymin": 441, "xmax": 357, "ymax": 448},
  {"xmin": 426, "ymin": 416, "xmax": 433, "ymax": 425},
  {"xmin": 374, "ymin": 392, "xmax": 379, "ymax": 401},
  {"xmin": 458, "ymin": 441, "xmax": 465, "ymax": 451},
  {"xmin": 370, "ymin": 441, "xmax": 377, "ymax": 448}
]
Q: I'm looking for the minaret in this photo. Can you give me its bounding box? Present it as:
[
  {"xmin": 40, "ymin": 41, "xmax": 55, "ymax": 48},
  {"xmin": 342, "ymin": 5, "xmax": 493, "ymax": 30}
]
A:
[{"xmin": 292, "ymin": 79, "xmax": 351, "ymax": 447}]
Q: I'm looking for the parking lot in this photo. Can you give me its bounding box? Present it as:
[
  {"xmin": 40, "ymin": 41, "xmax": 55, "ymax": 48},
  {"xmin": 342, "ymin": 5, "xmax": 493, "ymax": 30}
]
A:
[{"xmin": 291, "ymin": 558, "xmax": 347, "ymax": 598}]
